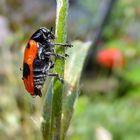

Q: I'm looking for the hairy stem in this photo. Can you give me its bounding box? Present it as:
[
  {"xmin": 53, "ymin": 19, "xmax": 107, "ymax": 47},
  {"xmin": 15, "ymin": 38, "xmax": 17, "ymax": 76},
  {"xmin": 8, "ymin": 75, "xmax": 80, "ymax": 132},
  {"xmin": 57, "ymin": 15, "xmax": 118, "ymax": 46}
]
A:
[{"xmin": 50, "ymin": 0, "xmax": 69, "ymax": 139}]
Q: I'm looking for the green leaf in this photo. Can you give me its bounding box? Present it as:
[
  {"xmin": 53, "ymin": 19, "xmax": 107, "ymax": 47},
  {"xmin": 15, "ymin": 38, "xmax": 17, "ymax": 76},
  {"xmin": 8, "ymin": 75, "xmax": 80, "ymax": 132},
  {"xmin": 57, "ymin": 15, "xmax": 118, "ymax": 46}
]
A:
[
  {"xmin": 42, "ymin": 80, "xmax": 53, "ymax": 140},
  {"xmin": 124, "ymin": 65, "xmax": 140, "ymax": 84},
  {"xmin": 61, "ymin": 40, "xmax": 92, "ymax": 139}
]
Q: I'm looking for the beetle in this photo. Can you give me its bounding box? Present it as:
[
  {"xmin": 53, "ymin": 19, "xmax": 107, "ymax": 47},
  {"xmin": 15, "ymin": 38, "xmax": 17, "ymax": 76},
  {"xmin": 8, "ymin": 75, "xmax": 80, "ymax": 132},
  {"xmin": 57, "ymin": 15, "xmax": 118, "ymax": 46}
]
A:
[{"xmin": 22, "ymin": 27, "xmax": 72, "ymax": 97}]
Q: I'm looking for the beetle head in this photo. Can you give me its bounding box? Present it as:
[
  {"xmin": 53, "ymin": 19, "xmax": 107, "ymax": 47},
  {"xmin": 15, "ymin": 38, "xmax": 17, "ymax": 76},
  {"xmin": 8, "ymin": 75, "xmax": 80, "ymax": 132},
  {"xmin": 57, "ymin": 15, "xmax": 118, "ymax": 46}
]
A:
[{"xmin": 40, "ymin": 27, "xmax": 55, "ymax": 40}]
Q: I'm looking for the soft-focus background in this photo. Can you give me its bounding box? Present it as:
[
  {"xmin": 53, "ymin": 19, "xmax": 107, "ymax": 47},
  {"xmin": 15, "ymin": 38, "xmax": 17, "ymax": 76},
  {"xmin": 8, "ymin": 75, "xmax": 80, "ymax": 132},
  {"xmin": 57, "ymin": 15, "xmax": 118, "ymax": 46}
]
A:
[{"xmin": 0, "ymin": 0, "xmax": 140, "ymax": 140}]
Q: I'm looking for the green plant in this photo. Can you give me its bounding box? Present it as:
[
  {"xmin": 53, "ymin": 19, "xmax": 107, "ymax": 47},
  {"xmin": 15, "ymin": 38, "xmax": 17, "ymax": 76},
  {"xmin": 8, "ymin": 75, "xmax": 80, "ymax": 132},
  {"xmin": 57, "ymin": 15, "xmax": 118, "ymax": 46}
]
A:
[{"xmin": 41, "ymin": 0, "xmax": 91, "ymax": 140}]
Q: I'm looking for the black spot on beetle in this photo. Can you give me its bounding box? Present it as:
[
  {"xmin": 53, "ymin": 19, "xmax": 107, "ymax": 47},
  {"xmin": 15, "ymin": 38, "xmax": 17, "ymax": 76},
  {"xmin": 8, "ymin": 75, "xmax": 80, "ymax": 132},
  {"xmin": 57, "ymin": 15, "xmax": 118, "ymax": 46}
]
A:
[
  {"xmin": 23, "ymin": 63, "xmax": 30, "ymax": 78},
  {"xmin": 26, "ymin": 42, "xmax": 30, "ymax": 48}
]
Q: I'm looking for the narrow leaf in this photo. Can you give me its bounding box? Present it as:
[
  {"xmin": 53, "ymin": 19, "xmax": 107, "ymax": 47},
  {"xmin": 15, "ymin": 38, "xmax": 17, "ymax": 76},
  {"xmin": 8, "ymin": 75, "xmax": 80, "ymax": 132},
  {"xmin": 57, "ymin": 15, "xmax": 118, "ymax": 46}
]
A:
[
  {"xmin": 42, "ymin": 80, "xmax": 53, "ymax": 140},
  {"xmin": 61, "ymin": 40, "xmax": 92, "ymax": 139}
]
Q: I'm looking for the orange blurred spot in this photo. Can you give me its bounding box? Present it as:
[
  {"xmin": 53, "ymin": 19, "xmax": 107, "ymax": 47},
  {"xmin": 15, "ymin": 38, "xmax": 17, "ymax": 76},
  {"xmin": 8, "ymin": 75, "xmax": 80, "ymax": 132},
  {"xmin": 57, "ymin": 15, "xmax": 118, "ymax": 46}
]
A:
[{"xmin": 96, "ymin": 48, "xmax": 125, "ymax": 69}]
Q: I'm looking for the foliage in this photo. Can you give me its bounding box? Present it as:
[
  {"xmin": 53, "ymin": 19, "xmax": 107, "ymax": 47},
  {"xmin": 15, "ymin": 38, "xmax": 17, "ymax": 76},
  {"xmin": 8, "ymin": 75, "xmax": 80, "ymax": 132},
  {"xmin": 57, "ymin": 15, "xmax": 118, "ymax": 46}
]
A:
[
  {"xmin": 67, "ymin": 96, "xmax": 140, "ymax": 140},
  {"xmin": 42, "ymin": 0, "xmax": 69, "ymax": 139},
  {"xmin": 0, "ymin": 0, "xmax": 140, "ymax": 140},
  {"xmin": 42, "ymin": 0, "xmax": 91, "ymax": 140}
]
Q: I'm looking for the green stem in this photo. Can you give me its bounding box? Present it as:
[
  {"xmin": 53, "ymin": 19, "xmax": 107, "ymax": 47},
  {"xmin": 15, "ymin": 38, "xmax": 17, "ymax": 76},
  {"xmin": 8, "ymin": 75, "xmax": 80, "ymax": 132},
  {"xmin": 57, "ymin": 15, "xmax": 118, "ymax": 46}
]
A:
[{"xmin": 50, "ymin": 0, "xmax": 68, "ymax": 139}]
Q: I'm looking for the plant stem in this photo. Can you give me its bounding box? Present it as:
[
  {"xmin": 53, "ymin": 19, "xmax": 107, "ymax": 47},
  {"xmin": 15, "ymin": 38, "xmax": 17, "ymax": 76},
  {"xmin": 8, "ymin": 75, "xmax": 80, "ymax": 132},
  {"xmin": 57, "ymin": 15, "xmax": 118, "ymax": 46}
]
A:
[{"xmin": 50, "ymin": 0, "xmax": 68, "ymax": 139}]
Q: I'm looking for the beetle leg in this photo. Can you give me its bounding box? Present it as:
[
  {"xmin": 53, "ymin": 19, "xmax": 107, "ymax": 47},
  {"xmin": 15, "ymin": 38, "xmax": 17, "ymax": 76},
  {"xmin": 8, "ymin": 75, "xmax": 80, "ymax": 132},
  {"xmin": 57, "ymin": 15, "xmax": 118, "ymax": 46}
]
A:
[
  {"xmin": 48, "ymin": 60, "xmax": 54, "ymax": 69},
  {"xmin": 50, "ymin": 63, "xmax": 54, "ymax": 69},
  {"xmin": 47, "ymin": 73, "xmax": 64, "ymax": 83},
  {"xmin": 45, "ymin": 62, "xmax": 63, "ymax": 82},
  {"xmin": 38, "ymin": 44, "xmax": 46, "ymax": 60},
  {"xmin": 55, "ymin": 53, "xmax": 69, "ymax": 59},
  {"xmin": 44, "ymin": 52, "xmax": 69, "ymax": 59},
  {"xmin": 51, "ymin": 43, "xmax": 73, "ymax": 48}
]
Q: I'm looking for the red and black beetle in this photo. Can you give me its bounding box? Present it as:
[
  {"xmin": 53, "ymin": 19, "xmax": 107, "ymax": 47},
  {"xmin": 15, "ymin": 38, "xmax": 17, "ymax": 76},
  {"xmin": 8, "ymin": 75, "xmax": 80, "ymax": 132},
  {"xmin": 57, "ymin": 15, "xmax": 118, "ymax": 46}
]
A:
[{"xmin": 22, "ymin": 27, "xmax": 72, "ymax": 97}]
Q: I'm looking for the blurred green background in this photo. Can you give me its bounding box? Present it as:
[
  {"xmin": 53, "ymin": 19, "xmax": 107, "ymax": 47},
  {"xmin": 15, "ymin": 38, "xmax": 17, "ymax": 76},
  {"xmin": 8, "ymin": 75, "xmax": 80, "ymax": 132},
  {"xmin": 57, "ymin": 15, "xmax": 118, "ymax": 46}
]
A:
[{"xmin": 0, "ymin": 0, "xmax": 140, "ymax": 140}]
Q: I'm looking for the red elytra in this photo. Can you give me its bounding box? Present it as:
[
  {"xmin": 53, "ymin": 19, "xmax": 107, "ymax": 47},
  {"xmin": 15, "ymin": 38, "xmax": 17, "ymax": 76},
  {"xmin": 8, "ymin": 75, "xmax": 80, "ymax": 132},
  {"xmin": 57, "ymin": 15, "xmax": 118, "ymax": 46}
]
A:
[
  {"xmin": 96, "ymin": 48, "xmax": 125, "ymax": 69},
  {"xmin": 22, "ymin": 40, "xmax": 38, "ymax": 95}
]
